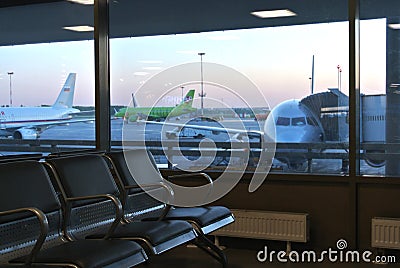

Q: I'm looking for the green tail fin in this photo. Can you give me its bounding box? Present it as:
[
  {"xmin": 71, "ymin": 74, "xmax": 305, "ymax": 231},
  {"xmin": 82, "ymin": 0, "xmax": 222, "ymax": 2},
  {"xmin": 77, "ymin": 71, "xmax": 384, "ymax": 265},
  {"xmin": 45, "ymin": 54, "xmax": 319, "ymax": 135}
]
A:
[{"xmin": 179, "ymin": 89, "xmax": 195, "ymax": 107}]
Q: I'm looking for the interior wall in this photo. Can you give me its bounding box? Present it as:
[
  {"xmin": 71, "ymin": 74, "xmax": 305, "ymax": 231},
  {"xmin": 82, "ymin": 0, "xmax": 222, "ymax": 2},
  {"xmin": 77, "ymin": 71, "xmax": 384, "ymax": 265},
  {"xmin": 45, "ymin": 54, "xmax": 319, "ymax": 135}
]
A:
[
  {"xmin": 358, "ymin": 183, "xmax": 400, "ymax": 250},
  {"xmin": 162, "ymin": 170, "xmax": 400, "ymax": 251},
  {"xmin": 218, "ymin": 180, "xmax": 351, "ymax": 250},
  {"xmin": 162, "ymin": 170, "xmax": 353, "ymax": 250}
]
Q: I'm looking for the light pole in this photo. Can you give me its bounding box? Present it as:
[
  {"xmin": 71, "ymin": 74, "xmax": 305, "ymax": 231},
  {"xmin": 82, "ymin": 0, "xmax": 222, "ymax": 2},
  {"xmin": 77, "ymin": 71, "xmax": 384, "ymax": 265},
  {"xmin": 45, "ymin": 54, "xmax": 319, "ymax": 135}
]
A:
[
  {"xmin": 7, "ymin": 72, "xmax": 13, "ymax": 107},
  {"xmin": 310, "ymin": 55, "xmax": 315, "ymax": 94},
  {"xmin": 198, "ymin": 52, "xmax": 206, "ymax": 116},
  {"xmin": 181, "ymin": 86, "xmax": 184, "ymax": 103},
  {"xmin": 337, "ymin": 65, "xmax": 341, "ymax": 91}
]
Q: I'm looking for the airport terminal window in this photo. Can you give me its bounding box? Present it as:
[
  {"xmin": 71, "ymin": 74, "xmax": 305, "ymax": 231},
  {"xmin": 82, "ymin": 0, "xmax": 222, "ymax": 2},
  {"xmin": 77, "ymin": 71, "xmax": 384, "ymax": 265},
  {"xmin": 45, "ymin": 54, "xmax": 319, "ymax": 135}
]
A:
[
  {"xmin": 0, "ymin": 1, "xmax": 95, "ymax": 156},
  {"xmin": 5, "ymin": 0, "xmax": 393, "ymax": 178},
  {"xmin": 359, "ymin": 0, "xmax": 400, "ymax": 176},
  {"xmin": 109, "ymin": 0, "xmax": 349, "ymax": 174}
]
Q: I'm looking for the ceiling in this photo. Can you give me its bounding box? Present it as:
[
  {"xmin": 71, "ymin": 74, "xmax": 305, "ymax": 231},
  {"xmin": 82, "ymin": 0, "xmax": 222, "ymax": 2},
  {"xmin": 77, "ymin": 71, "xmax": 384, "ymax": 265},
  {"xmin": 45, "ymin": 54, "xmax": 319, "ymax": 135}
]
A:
[{"xmin": 0, "ymin": 0, "xmax": 398, "ymax": 46}]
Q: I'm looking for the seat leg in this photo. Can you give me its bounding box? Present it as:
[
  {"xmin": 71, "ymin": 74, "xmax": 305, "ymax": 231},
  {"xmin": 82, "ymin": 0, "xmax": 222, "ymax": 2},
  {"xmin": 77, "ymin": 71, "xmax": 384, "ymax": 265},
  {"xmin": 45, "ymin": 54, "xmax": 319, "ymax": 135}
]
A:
[{"xmin": 192, "ymin": 232, "xmax": 227, "ymax": 267}]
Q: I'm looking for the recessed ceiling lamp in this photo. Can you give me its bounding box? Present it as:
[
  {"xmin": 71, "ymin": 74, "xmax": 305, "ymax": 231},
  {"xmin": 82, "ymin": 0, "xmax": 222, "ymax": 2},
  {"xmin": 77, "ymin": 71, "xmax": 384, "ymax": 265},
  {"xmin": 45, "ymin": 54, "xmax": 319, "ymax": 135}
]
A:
[
  {"xmin": 134, "ymin": 72, "xmax": 149, "ymax": 76},
  {"xmin": 67, "ymin": 0, "xmax": 94, "ymax": 5},
  {"xmin": 251, "ymin": 9, "xmax": 297, "ymax": 19},
  {"xmin": 388, "ymin": 24, "xmax": 400, "ymax": 30},
  {"xmin": 63, "ymin": 25, "xmax": 94, "ymax": 32},
  {"xmin": 143, "ymin": 67, "xmax": 163, "ymax": 70},
  {"xmin": 390, "ymin": 83, "xmax": 400, "ymax": 88}
]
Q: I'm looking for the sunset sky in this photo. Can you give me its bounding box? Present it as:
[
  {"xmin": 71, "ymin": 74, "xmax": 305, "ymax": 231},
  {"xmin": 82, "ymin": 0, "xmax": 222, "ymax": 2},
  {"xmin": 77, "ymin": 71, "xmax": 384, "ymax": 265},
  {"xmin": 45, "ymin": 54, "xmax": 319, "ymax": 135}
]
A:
[{"xmin": 0, "ymin": 18, "xmax": 386, "ymax": 109}]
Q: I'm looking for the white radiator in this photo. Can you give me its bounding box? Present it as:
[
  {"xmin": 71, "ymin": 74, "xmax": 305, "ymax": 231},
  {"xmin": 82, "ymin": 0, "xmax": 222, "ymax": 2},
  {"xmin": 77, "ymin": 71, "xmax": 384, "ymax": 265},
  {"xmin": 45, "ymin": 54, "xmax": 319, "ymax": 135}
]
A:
[
  {"xmin": 372, "ymin": 217, "xmax": 400, "ymax": 249},
  {"xmin": 212, "ymin": 209, "xmax": 309, "ymax": 243}
]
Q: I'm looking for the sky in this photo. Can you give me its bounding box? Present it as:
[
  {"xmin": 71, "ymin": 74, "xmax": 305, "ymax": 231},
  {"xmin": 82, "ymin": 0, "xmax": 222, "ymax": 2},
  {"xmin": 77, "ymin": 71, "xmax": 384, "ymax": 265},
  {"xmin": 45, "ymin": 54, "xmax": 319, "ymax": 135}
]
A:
[{"xmin": 0, "ymin": 19, "xmax": 386, "ymax": 108}]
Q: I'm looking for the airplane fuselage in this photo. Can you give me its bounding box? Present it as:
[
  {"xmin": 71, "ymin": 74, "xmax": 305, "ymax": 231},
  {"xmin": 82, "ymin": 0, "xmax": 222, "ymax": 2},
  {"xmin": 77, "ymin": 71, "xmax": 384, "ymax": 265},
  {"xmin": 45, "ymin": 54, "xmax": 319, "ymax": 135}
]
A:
[
  {"xmin": 0, "ymin": 107, "xmax": 80, "ymax": 131},
  {"xmin": 118, "ymin": 105, "xmax": 196, "ymax": 122},
  {"xmin": 115, "ymin": 89, "xmax": 197, "ymax": 122}
]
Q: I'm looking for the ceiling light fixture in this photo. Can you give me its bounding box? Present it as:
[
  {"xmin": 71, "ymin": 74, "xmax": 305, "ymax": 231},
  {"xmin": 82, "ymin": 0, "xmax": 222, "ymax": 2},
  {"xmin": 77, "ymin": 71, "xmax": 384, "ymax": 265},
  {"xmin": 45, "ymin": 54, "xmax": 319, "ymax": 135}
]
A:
[
  {"xmin": 134, "ymin": 72, "xmax": 149, "ymax": 76},
  {"xmin": 251, "ymin": 9, "xmax": 297, "ymax": 19},
  {"xmin": 388, "ymin": 24, "xmax": 400, "ymax": 30},
  {"xmin": 63, "ymin": 25, "xmax": 94, "ymax": 32},
  {"xmin": 67, "ymin": 0, "xmax": 94, "ymax": 5},
  {"xmin": 143, "ymin": 67, "xmax": 163, "ymax": 70},
  {"xmin": 390, "ymin": 83, "xmax": 400, "ymax": 88}
]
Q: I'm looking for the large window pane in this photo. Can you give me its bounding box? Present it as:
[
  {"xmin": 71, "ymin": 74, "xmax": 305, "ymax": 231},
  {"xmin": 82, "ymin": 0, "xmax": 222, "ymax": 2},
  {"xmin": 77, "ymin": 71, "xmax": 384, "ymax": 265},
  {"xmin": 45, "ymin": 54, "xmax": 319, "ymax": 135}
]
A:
[
  {"xmin": 0, "ymin": 1, "xmax": 95, "ymax": 155},
  {"xmin": 360, "ymin": 0, "xmax": 400, "ymax": 176},
  {"xmin": 110, "ymin": 0, "xmax": 349, "ymax": 175}
]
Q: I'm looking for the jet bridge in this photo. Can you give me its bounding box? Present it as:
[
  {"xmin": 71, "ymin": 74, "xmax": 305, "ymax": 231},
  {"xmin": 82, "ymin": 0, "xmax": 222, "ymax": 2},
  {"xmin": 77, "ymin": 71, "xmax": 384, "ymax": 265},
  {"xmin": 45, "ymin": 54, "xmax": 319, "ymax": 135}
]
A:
[
  {"xmin": 301, "ymin": 89, "xmax": 387, "ymax": 168},
  {"xmin": 360, "ymin": 94, "xmax": 386, "ymax": 168},
  {"xmin": 300, "ymin": 88, "xmax": 349, "ymax": 142}
]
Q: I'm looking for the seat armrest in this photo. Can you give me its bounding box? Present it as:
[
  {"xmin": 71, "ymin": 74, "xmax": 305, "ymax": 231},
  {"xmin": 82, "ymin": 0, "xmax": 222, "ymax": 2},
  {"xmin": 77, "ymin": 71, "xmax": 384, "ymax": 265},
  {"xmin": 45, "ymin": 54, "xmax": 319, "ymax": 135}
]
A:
[
  {"xmin": 0, "ymin": 207, "xmax": 48, "ymax": 264},
  {"xmin": 64, "ymin": 194, "xmax": 123, "ymax": 239},
  {"xmin": 124, "ymin": 182, "xmax": 174, "ymax": 220},
  {"xmin": 168, "ymin": 172, "xmax": 213, "ymax": 186},
  {"xmin": 168, "ymin": 173, "xmax": 213, "ymax": 201}
]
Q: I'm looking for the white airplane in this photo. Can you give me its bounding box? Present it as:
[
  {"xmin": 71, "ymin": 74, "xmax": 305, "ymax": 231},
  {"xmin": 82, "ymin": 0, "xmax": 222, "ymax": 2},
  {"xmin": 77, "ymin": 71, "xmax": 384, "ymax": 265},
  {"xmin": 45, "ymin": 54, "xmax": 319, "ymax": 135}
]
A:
[
  {"xmin": 0, "ymin": 73, "xmax": 91, "ymax": 139},
  {"xmin": 264, "ymin": 99, "xmax": 325, "ymax": 170}
]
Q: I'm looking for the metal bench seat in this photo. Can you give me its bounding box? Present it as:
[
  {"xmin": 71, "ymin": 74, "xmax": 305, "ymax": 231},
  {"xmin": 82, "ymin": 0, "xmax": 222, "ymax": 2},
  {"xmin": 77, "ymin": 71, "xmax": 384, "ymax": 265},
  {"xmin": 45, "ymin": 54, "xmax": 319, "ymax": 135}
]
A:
[
  {"xmin": 105, "ymin": 149, "xmax": 235, "ymax": 267},
  {"xmin": 45, "ymin": 154, "xmax": 197, "ymax": 255},
  {"xmin": 0, "ymin": 160, "xmax": 147, "ymax": 268},
  {"xmin": 156, "ymin": 206, "xmax": 234, "ymax": 235}
]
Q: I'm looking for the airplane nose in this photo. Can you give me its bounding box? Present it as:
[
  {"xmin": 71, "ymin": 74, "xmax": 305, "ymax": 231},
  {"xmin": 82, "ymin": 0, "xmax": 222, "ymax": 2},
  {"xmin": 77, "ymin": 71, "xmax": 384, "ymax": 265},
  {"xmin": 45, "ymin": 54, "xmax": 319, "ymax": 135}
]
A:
[{"xmin": 275, "ymin": 128, "xmax": 307, "ymax": 143}]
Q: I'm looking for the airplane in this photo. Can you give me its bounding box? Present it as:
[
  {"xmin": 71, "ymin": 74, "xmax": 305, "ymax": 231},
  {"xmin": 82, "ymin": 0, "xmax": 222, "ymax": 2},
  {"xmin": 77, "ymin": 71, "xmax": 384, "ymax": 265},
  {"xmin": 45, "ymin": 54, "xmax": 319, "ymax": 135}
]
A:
[
  {"xmin": 114, "ymin": 89, "xmax": 197, "ymax": 122},
  {"xmin": 157, "ymin": 89, "xmax": 346, "ymax": 172},
  {"xmin": 0, "ymin": 73, "xmax": 91, "ymax": 139},
  {"xmin": 156, "ymin": 99, "xmax": 324, "ymax": 170},
  {"xmin": 263, "ymin": 99, "xmax": 325, "ymax": 170}
]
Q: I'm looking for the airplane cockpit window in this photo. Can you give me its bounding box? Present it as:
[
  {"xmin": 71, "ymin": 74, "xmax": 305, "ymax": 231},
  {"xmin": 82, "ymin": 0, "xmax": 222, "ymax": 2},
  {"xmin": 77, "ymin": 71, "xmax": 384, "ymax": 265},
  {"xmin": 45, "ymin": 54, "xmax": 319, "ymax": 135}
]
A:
[
  {"xmin": 276, "ymin": 117, "xmax": 290, "ymax": 126},
  {"xmin": 292, "ymin": 117, "xmax": 306, "ymax": 126}
]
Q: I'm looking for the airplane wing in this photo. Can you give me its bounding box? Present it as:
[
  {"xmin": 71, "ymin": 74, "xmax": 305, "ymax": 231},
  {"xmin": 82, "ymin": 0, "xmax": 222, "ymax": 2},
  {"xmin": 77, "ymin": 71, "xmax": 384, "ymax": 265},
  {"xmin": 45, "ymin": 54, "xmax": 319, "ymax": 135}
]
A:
[
  {"xmin": 33, "ymin": 118, "xmax": 94, "ymax": 127},
  {"xmin": 144, "ymin": 120, "xmax": 263, "ymax": 140},
  {"xmin": 2, "ymin": 117, "xmax": 95, "ymax": 139},
  {"xmin": 73, "ymin": 110, "xmax": 95, "ymax": 115}
]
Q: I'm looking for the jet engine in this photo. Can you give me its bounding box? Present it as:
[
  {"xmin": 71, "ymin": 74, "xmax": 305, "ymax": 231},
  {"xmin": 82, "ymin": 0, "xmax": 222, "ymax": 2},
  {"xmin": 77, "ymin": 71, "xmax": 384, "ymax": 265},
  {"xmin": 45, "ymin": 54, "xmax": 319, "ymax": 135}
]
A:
[
  {"xmin": 13, "ymin": 128, "xmax": 38, "ymax": 139},
  {"xmin": 364, "ymin": 150, "xmax": 385, "ymax": 168}
]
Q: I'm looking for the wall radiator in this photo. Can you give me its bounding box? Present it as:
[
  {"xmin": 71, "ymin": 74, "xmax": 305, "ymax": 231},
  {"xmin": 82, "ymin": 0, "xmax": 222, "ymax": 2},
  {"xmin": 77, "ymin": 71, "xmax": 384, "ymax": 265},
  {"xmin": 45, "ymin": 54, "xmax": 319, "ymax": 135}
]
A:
[
  {"xmin": 212, "ymin": 209, "xmax": 309, "ymax": 246},
  {"xmin": 372, "ymin": 217, "xmax": 400, "ymax": 249}
]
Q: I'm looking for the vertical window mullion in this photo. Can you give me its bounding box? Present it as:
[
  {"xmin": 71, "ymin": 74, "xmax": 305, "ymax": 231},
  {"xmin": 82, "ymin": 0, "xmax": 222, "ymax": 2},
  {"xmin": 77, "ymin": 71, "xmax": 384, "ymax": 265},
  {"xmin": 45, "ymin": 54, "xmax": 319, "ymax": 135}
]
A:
[{"xmin": 95, "ymin": 0, "xmax": 111, "ymax": 152}]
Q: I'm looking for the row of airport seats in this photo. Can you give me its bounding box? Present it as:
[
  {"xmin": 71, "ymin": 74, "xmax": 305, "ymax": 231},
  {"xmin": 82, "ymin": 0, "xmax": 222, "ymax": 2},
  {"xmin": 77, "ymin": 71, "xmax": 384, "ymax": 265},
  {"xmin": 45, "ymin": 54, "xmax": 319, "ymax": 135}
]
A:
[{"xmin": 0, "ymin": 149, "xmax": 234, "ymax": 267}]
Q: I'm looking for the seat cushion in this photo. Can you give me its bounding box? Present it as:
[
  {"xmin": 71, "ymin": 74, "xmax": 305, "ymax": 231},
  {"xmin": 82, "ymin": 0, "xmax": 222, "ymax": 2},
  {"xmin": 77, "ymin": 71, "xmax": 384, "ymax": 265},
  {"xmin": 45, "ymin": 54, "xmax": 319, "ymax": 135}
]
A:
[
  {"xmin": 12, "ymin": 240, "xmax": 144, "ymax": 268},
  {"xmin": 162, "ymin": 206, "xmax": 232, "ymax": 227},
  {"xmin": 88, "ymin": 220, "xmax": 194, "ymax": 246}
]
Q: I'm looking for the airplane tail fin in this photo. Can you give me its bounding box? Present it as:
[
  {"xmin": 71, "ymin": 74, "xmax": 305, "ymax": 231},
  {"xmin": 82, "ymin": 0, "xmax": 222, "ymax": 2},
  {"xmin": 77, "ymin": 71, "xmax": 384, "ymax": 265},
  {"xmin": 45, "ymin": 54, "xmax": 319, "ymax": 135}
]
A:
[
  {"xmin": 52, "ymin": 73, "xmax": 76, "ymax": 108},
  {"xmin": 178, "ymin": 89, "xmax": 195, "ymax": 107},
  {"xmin": 131, "ymin": 93, "xmax": 138, "ymax": 108}
]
